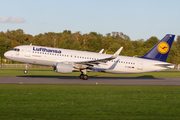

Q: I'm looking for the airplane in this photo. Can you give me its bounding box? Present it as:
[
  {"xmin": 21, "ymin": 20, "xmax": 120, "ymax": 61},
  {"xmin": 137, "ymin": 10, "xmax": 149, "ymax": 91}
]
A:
[{"xmin": 4, "ymin": 34, "xmax": 175, "ymax": 80}]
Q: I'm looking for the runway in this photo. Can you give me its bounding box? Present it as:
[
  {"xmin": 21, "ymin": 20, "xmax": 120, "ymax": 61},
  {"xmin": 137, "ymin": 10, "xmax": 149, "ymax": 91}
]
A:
[{"xmin": 0, "ymin": 77, "xmax": 180, "ymax": 85}]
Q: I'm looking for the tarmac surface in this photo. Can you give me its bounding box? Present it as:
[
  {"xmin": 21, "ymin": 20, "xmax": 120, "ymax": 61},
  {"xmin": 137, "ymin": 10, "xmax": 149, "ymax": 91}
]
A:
[{"xmin": 0, "ymin": 77, "xmax": 180, "ymax": 85}]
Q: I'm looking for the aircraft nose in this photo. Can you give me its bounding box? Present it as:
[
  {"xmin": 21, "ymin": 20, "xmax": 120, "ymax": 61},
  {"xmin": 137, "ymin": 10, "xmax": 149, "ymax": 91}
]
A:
[{"xmin": 4, "ymin": 51, "xmax": 11, "ymax": 59}]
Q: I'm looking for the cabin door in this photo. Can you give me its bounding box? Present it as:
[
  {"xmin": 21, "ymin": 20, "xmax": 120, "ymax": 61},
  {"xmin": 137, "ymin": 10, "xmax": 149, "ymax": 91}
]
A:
[
  {"xmin": 25, "ymin": 46, "xmax": 31, "ymax": 57},
  {"xmin": 138, "ymin": 60, "xmax": 143, "ymax": 70}
]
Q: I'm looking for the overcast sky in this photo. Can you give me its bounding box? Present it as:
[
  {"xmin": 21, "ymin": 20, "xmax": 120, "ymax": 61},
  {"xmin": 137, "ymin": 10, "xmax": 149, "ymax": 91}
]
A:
[{"xmin": 0, "ymin": 0, "xmax": 180, "ymax": 40}]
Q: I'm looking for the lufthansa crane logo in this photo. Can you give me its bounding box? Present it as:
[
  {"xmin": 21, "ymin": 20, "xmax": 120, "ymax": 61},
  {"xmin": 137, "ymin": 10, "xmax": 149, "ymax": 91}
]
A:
[{"xmin": 157, "ymin": 42, "xmax": 169, "ymax": 54}]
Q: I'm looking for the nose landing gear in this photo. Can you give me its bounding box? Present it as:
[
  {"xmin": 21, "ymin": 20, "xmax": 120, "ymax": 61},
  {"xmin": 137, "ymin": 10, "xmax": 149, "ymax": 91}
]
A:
[{"xmin": 24, "ymin": 64, "xmax": 29, "ymax": 74}]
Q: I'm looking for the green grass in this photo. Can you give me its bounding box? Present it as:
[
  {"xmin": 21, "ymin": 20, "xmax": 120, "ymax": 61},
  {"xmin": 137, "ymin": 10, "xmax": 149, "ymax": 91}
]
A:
[
  {"xmin": 0, "ymin": 69, "xmax": 180, "ymax": 78},
  {"xmin": 0, "ymin": 85, "xmax": 180, "ymax": 120}
]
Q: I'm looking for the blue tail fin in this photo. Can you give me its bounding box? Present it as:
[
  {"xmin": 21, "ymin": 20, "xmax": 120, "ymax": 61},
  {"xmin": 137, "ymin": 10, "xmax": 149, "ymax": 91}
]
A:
[{"xmin": 140, "ymin": 34, "xmax": 175, "ymax": 62}]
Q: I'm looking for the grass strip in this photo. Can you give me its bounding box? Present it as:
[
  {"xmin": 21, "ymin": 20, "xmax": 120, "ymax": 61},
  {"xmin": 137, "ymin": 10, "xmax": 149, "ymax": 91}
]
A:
[{"xmin": 0, "ymin": 85, "xmax": 180, "ymax": 120}]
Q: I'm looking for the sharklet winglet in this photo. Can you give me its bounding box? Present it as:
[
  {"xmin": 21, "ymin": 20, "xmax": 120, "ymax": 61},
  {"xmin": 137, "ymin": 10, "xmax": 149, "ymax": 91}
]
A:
[{"xmin": 111, "ymin": 47, "xmax": 123, "ymax": 58}]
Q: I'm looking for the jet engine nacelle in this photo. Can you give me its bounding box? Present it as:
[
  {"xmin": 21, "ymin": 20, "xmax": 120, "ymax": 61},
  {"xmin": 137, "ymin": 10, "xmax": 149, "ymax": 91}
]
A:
[{"xmin": 54, "ymin": 62, "xmax": 73, "ymax": 73}]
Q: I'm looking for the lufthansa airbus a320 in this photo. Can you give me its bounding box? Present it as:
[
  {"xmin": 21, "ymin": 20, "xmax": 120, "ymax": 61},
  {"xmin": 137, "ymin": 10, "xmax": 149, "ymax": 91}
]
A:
[{"xmin": 4, "ymin": 34, "xmax": 175, "ymax": 80}]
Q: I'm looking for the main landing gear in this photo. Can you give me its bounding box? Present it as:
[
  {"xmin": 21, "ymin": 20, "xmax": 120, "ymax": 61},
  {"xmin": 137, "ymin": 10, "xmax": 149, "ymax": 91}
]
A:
[
  {"xmin": 79, "ymin": 70, "xmax": 88, "ymax": 80},
  {"xmin": 24, "ymin": 64, "xmax": 29, "ymax": 74}
]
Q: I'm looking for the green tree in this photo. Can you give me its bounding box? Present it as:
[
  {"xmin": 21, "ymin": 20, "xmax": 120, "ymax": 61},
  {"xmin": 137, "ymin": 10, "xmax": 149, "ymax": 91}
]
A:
[
  {"xmin": 143, "ymin": 36, "xmax": 159, "ymax": 48},
  {"xmin": 87, "ymin": 32, "xmax": 102, "ymax": 52},
  {"xmin": 167, "ymin": 42, "xmax": 179, "ymax": 64},
  {"xmin": 176, "ymin": 35, "xmax": 180, "ymax": 45},
  {"xmin": 6, "ymin": 29, "xmax": 28, "ymax": 46},
  {"xmin": 0, "ymin": 38, "xmax": 6, "ymax": 65}
]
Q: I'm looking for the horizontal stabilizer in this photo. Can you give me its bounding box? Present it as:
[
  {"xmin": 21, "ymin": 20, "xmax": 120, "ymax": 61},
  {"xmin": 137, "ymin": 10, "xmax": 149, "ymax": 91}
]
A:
[{"xmin": 154, "ymin": 63, "xmax": 174, "ymax": 69}]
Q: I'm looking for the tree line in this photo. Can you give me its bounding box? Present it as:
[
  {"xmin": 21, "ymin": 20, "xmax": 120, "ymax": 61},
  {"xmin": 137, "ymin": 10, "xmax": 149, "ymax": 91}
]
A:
[{"xmin": 0, "ymin": 29, "xmax": 180, "ymax": 65}]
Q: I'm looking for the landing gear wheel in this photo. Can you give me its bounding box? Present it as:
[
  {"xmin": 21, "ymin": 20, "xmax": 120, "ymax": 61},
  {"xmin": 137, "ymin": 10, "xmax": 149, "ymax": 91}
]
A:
[
  {"xmin": 79, "ymin": 74, "xmax": 84, "ymax": 79},
  {"xmin": 83, "ymin": 75, "xmax": 88, "ymax": 80},
  {"xmin": 80, "ymin": 69, "xmax": 88, "ymax": 80},
  {"xmin": 24, "ymin": 70, "xmax": 28, "ymax": 74}
]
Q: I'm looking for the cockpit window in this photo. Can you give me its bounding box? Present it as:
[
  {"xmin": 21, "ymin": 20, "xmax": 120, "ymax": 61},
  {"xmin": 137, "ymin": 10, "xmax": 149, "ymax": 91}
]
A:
[{"xmin": 12, "ymin": 48, "xmax": 20, "ymax": 52}]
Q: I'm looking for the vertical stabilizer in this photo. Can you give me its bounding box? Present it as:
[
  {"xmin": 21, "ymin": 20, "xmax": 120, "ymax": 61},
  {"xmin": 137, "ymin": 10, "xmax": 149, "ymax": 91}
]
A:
[{"xmin": 140, "ymin": 34, "xmax": 175, "ymax": 62}]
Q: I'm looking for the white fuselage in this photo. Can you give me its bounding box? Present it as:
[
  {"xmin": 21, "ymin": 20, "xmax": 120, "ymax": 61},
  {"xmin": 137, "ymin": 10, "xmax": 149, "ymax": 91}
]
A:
[{"xmin": 4, "ymin": 45, "xmax": 174, "ymax": 74}]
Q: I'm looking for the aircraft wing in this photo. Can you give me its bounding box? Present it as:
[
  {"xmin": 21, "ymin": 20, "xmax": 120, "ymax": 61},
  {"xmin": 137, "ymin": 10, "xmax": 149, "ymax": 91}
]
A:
[{"xmin": 72, "ymin": 47, "xmax": 123, "ymax": 69}]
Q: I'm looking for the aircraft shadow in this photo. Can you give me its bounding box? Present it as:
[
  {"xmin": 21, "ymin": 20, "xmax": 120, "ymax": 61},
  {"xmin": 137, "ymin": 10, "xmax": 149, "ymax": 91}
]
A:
[{"xmin": 16, "ymin": 75, "xmax": 162, "ymax": 80}]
